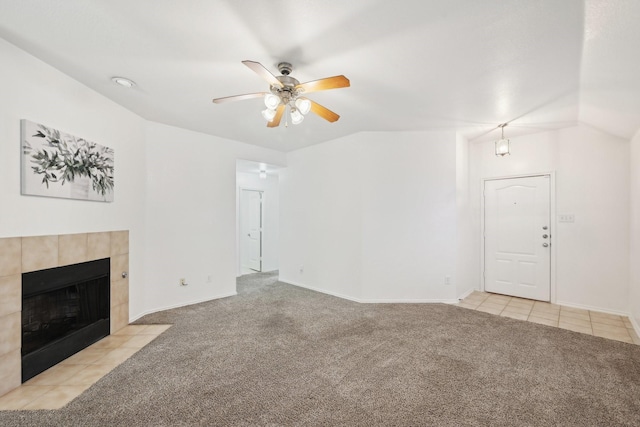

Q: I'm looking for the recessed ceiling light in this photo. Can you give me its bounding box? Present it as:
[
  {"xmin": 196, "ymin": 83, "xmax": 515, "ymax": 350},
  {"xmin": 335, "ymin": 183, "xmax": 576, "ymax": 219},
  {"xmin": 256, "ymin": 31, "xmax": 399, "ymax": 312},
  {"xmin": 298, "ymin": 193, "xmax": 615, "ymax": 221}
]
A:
[{"xmin": 111, "ymin": 77, "xmax": 136, "ymax": 88}]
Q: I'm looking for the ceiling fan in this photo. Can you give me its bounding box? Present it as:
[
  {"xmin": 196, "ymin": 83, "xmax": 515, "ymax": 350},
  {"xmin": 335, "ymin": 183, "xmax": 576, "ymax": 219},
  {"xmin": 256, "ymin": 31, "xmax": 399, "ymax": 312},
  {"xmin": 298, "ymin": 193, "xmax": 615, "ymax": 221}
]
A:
[{"xmin": 212, "ymin": 60, "xmax": 350, "ymax": 127}]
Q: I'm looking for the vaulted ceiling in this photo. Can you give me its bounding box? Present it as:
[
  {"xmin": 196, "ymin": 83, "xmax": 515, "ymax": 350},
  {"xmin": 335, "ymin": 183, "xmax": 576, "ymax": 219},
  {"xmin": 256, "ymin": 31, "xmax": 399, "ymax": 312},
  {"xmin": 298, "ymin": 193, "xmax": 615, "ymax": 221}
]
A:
[{"xmin": 0, "ymin": 0, "xmax": 639, "ymax": 152}]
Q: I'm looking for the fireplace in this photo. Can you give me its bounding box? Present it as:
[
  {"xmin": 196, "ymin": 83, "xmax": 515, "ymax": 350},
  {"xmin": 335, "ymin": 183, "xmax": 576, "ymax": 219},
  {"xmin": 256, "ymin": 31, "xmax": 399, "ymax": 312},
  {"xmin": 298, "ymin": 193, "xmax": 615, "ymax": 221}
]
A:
[
  {"xmin": 21, "ymin": 258, "xmax": 110, "ymax": 382},
  {"xmin": 0, "ymin": 231, "xmax": 129, "ymax": 397}
]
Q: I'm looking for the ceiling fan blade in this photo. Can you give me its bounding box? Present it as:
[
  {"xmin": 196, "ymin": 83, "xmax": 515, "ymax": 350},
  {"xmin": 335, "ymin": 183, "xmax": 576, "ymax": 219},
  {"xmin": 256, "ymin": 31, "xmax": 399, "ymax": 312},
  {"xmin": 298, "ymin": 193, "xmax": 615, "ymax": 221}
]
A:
[
  {"xmin": 296, "ymin": 75, "xmax": 350, "ymax": 93},
  {"xmin": 212, "ymin": 92, "xmax": 267, "ymax": 104},
  {"xmin": 267, "ymin": 105, "xmax": 285, "ymax": 128},
  {"xmin": 308, "ymin": 100, "xmax": 340, "ymax": 122},
  {"xmin": 242, "ymin": 60, "xmax": 284, "ymax": 88}
]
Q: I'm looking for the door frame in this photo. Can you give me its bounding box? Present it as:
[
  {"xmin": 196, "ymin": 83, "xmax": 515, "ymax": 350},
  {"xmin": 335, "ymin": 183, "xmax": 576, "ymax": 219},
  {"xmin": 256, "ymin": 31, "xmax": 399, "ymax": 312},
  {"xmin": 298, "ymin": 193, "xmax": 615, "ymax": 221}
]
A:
[
  {"xmin": 480, "ymin": 172, "xmax": 557, "ymax": 303},
  {"xmin": 239, "ymin": 187, "xmax": 264, "ymax": 272}
]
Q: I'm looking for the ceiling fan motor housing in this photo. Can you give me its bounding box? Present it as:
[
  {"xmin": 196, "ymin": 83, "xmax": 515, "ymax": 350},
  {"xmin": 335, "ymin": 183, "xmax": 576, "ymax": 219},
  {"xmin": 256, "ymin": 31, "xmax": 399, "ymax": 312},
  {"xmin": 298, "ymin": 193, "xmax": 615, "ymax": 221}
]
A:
[
  {"xmin": 272, "ymin": 75, "xmax": 301, "ymax": 103},
  {"xmin": 277, "ymin": 62, "xmax": 293, "ymax": 75}
]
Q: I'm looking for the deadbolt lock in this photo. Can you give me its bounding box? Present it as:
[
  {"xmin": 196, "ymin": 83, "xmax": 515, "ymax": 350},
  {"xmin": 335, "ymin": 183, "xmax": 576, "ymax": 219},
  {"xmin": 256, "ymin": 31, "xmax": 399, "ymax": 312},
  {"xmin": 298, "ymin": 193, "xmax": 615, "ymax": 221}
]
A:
[{"xmin": 542, "ymin": 234, "xmax": 548, "ymax": 238}]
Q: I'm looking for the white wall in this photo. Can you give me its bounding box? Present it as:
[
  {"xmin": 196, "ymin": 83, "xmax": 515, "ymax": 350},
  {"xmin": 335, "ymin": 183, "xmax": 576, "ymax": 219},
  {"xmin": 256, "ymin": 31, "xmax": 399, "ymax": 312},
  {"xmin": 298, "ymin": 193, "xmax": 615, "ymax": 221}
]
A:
[
  {"xmin": 279, "ymin": 135, "xmax": 363, "ymax": 300},
  {"xmin": 0, "ymin": 37, "xmax": 289, "ymax": 321},
  {"xmin": 3, "ymin": 33, "xmax": 634, "ymax": 322},
  {"xmin": 456, "ymin": 133, "xmax": 478, "ymax": 298},
  {"xmin": 280, "ymin": 131, "xmax": 458, "ymax": 302},
  {"xmin": 141, "ymin": 122, "xmax": 286, "ymax": 317},
  {"xmin": 0, "ymin": 37, "xmax": 148, "ymax": 317},
  {"xmin": 630, "ymin": 129, "xmax": 640, "ymax": 328},
  {"xmin": 469, "ymin": 124, "xmax": 630, "ymax": 313},
  {"xmin": 359, "ymin": 132, "xmax": 457, "ymax": 302},
  {"xmin": 236, "ymin": 171, "xmax": 280, "ymax": 274}
]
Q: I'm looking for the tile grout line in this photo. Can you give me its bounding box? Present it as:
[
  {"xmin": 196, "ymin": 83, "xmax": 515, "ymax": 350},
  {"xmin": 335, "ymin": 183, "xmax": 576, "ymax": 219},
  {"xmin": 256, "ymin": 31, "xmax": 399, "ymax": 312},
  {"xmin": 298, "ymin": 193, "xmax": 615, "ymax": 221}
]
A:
[
  {"xmin": 0, "ymin": 325, "xmax": 171, "ymax": 411},
  {"xmin": 459, "ymin": 292, "xmax": 635, "ymax": 345}
]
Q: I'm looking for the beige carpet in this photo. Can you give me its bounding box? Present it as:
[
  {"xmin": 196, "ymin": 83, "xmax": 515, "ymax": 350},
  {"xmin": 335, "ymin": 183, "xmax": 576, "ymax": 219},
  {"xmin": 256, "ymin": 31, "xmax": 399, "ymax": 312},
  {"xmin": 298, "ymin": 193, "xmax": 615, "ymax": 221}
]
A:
[{"xmin": 2, "ymin": 271, "xmax": 640, "ymax": 426}]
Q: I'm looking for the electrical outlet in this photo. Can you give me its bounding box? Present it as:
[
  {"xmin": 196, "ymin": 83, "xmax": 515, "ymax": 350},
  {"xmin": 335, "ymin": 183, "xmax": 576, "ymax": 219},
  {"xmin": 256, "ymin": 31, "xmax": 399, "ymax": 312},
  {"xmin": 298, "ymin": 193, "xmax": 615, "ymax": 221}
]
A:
[
  {"xmin": 179, "ymin": 278, "xmax": 187, "ymax": 286},
  {"xmin": 299, "ymin": 265, "xmax": 304, "ymax": 274},
  {"xmin": 206, "ymin": 275, "xmax": 212, "ymax": 283},
  {"xmin": 444, "ymin": 276, "xmax": 451, "ymax": 285}
]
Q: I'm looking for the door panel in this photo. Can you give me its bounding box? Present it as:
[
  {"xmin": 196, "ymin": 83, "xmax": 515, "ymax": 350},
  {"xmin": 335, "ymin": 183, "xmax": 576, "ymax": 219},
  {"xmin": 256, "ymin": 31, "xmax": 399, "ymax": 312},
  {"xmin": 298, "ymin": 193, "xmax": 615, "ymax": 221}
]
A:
[
  {"xmin": 241, "ymin": 189, "xmax": 263, "ymax": 272},
  {"xmin": 247, "ymin": 190, "xmax": 262, "ymax": 271},
  {"xmin": 484, "ymin": 176, "xmax": 550, "ymax": 301}
]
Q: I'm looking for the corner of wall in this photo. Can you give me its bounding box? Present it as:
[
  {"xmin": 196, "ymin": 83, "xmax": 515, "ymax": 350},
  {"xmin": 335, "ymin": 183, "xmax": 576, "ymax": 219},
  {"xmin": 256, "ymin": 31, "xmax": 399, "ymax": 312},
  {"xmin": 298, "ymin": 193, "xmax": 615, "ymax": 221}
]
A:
[
  {"xmin": 456, "ymin": 133, "xmax": 479, "ymax": 298},
  {"xmin": 629, "ymin": 128, "xmax": 640, "ymax": 330}
]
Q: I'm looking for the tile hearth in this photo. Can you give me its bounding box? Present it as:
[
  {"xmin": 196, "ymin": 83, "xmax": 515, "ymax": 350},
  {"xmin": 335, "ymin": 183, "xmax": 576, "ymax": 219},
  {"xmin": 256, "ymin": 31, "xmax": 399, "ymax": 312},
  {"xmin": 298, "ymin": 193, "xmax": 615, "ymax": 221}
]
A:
[{"xmin": 0, "ymin": 324, "xmax": 171, "ymax": 410}]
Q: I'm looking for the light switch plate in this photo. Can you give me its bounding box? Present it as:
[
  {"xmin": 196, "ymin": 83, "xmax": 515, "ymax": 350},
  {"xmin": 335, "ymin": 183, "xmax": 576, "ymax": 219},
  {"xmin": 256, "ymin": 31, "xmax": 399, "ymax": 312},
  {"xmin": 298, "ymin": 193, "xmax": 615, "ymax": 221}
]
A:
[{"xmin": 558, "ymin": 214, "xmax": 575, "ymax": 223}]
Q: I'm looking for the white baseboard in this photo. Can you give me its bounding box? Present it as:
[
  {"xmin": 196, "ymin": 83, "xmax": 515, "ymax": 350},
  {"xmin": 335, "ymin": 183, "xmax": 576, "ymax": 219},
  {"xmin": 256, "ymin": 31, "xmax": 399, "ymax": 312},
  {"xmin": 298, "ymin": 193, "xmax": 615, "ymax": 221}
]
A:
[
  {"xmin": 127, "ymin": 283, "xmax": 640, "ymax": 339},
  {"xmin": 361, "ymin": 298, "xmax": 460, "ymax": 304},
  {"xmin": 129, "ymin": 291, "xmax": 237, "ymax": 322},
  {"xmin": 556, "ymin": 300, "xmax": 640, "ymax": 337},
  {"xmin": 555, "ymin": 300, "xmax": 629, "ymax": 317},
  {"xmin": 236, "ymin": 269, "xmax": 279, "ymax": 278},
  {"xmin": 456, "ymin": 288, "xmax": 476, "ymax": 301},
  {"xmin": 629, "ymin": 315, "xmax": 640, "ymax": 338},
  {"xmin": 279, "ymin": 278, "xmax": 363, "ymax": 303},
  {"xmin": 279, "ymin": 279, "xmax": 459, "ymax": 304}
]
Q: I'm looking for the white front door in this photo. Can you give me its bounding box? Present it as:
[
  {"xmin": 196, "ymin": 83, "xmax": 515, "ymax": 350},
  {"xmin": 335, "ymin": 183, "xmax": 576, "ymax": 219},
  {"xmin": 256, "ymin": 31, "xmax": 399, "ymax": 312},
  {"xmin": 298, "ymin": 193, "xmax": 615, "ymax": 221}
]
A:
[
  {"xmin": 241, "ymin": 189, "xmax": 263, "ymax": 272},
  {"xmin": 484, "ymin": 176, "xmax": 551, "ymax": 301}
]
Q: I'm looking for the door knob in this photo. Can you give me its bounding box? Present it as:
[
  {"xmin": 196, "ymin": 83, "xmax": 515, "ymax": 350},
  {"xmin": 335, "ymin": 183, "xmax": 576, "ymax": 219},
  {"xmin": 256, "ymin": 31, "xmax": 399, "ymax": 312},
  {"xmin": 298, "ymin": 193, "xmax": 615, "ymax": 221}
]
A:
[
  {"xmin": 542, "ymin": 243, "xmax": 549, "ymax": 247},
  {"xmin": 542, "ymin": 234, "xmax": 548, "ymax": 238}
]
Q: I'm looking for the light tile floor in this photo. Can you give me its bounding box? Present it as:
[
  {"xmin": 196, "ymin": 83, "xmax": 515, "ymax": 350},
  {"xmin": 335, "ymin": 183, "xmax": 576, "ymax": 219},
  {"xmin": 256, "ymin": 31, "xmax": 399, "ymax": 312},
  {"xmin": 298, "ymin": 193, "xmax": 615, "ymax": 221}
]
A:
[
  {"xmin": 456, "ymin": 291, "xmax": 640, "ymax": 345},
  {"xmin": 0, "ymin": 324, "xmax": 171, "ymax": 410}
]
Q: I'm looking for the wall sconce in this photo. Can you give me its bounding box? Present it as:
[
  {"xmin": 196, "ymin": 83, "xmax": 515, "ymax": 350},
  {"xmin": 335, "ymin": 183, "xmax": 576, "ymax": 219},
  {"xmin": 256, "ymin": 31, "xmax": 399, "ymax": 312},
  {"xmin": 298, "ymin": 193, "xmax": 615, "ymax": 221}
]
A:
[{"xmin": 495, "ymin": 123, "xmax": 510, "ymax": 157}]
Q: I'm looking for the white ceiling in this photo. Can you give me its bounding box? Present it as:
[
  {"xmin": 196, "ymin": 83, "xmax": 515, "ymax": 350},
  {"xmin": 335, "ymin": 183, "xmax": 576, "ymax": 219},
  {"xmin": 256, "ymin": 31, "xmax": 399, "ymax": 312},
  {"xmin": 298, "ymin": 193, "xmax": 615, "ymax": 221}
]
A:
[{"xmin": 1, "ymin": 0, "xmax": 639, "ymax": 152}]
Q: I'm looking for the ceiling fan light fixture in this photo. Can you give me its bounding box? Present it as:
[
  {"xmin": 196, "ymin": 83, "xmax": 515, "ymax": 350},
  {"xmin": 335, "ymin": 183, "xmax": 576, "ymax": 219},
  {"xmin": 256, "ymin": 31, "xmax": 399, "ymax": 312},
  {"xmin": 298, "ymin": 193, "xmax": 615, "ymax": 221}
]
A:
[
  {"xmin": 290, "ymin": 108, "xmax": 304, "ymax": 125},
  {"xmin": 212, "ymin": 60, "xmax": 350, "ymax": 128},
  {"xmin": 295, "ymin": 98, "xmax": 311, "ymax": 115},
  {"xmin": 264, "ymin": 93, "xmax": 280, "ymax": 110},
  {"xmin": 262, "ymin": 108, "xmax": 277, "ymax": 122}
]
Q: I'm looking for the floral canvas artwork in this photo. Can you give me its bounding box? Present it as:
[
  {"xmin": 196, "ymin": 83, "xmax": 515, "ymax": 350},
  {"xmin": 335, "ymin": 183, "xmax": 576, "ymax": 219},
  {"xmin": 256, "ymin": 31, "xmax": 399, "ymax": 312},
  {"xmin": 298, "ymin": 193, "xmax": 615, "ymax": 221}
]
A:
[{"xmin": 21, "ymin": 120, "xmax": 114, "ymax": 202}]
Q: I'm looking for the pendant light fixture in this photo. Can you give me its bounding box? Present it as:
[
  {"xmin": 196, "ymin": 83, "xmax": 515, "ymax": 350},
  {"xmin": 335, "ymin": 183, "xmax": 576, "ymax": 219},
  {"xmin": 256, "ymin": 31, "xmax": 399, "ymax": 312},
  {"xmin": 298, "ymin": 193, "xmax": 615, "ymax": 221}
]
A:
[{"xmin": 495, "ymin": 123, "xmax": 510, "ymax": 157}]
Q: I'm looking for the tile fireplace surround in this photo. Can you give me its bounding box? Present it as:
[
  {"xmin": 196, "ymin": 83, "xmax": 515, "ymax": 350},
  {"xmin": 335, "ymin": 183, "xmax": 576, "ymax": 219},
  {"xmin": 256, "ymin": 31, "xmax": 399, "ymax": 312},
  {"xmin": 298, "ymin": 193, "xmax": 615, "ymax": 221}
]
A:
[{"xmin": 0, "ymin": 231, "xmax": 129, "ymax": 397}]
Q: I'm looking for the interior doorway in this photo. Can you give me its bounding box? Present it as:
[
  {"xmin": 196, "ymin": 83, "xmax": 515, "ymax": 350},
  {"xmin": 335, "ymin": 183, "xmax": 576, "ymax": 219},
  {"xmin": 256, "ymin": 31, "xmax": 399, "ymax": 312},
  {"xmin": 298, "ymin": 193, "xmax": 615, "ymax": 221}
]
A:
[
  {"xmin": 483, "ymin": 175, "xmax": 552, "ymax": 301},
  {"xmin": 235, "ymin": 160, "xmax": 282, "ymax": 277},
  {"xmin": 240, "ymin": 189, "xmax": 263, "ymax": 273}
]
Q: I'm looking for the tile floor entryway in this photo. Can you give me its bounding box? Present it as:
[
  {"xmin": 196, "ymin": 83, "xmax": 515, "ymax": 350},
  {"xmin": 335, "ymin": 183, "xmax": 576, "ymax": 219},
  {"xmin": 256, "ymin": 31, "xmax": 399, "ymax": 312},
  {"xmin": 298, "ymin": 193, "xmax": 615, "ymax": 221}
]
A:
[
  {"xmin": 0, "ymin": 324, "xmax": 171, "ymax": 410},
  {"xmin": 456, "ymin": 291, "xmax": 640, "ymax": 345}
]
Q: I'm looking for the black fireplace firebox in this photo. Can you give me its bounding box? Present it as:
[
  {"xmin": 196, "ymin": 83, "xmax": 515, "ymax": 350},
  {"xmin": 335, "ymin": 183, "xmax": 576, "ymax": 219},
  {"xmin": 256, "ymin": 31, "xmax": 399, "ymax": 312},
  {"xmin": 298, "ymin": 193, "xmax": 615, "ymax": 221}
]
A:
[{"xmin": 22, "ymin": 258, "xmax": 110, "ymax": 382}]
